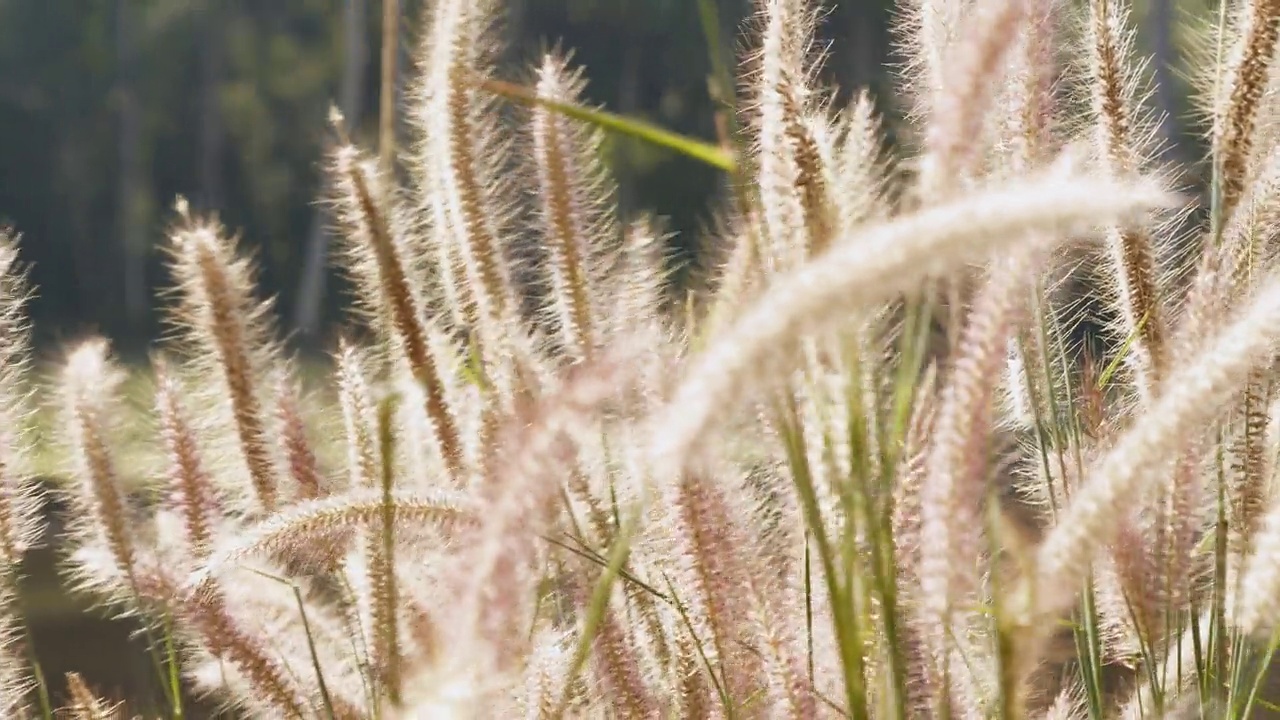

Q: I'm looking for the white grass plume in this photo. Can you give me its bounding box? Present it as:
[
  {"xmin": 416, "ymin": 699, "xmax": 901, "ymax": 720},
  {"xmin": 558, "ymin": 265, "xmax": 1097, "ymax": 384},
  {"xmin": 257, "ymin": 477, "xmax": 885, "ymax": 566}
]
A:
[
  {"xmin": 1035, "ymin": 273, "xmax": 1280, "ymax": 615},
  {"xmin": 649, "ymin": 156, "xmax": 1172, "ymax": 481}
]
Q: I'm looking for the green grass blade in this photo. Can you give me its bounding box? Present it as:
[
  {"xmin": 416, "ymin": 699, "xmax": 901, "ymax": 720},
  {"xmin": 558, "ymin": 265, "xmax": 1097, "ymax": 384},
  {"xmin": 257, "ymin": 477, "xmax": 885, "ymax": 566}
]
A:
[
  {"xmin": 552, "ymin": 505, "xmax": 643, "ymax": 720},
  {"xmin": 30, "ymin": 653, "xmax": 52, "ymax": 720},
  {"xmin": 1241, "ymin": 630, "xmax": 1280, "ymax": 719},
  {"xmin": 164, "ymin": 613, "xmax": 184, "ymax": 720},
  {"xmin": 476, "ymin": 77, "xmax": 737, "ymax": 172},
  {"xmin": 245, "ymin": 567, "xmax": 337, "ymax": 720},
  {"xmin": 663, "ymin": 573, "xmax": 734, "ymax": 716},
  {"xmin": 697, "ymin": 0, "xmax": 731, "ymax": 109},
  {"xmin": 377, "ymin": 395, "xmax": 402, "ymax": 706},
  {"xmin": 777, "ymin": 392, "xmax": 868, "ymax": 719},
  {"xmin": 1096, "ymin": 311, "xmax": 1147, "ymax": 391}
]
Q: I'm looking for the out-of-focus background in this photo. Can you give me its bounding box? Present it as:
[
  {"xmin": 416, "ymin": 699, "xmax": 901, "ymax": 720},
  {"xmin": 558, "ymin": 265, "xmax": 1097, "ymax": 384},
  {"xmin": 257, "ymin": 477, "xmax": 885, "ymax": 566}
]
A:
[{"xmin": 0, "ymin": 0, "xmax": 1215, "ymax": 714}]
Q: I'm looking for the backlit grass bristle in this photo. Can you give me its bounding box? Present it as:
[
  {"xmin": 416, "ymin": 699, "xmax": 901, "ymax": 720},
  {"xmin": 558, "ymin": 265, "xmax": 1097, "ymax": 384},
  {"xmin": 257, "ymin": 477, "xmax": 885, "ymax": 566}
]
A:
[
  {"xmin": 1079, "ymin": 0, "xmax": 1172, "ymax": 399},
  {"xmin": 917, "ymin": 0, "xmax": 1030, "ymax": 194},
  {"xmin": 57, "ymin": 338, "xmax": 140, "ymax": 596},
  {"xmin": 0, "ymin": 232, "xmax": 46, "ymax": 719},
  {"xmin": 894, "ymin": 0, "xmax": 968, "ymax": 130},
  {"xmin": 274, "ymin": 370, "xmax": 325, "ymax": 503},
  {"xmin": 330, "ymin": 141, "xmax": 465, "ymax": 477},
  {"xmin": 530, "ymin": 52, "xmax": 616, "ymax": 363},
  {"xmin": 1035, "ymin": 273, "xmax": 1280, "ymax": 612},
  {"xmin": 1213, "ymin": 0, "xmax": 1280, "ymax": 219},
  {"xmin": 649, "ymin": 163, "xmax": 1170, "ymax": 483},
  {"xmin": 410, "ymin": 0, "xmax": 522, "ymax": 349},
  {"xmin": 165, "ymin": 205, "xmax": 284, "ymax": 514},
  {"xmin": 749, "ymin": 0, "xmax": 837, "ymax": 269},
  {"xmin": 918, "ymin": 251, "xmax": 1039, "ymax": 712},
  {"xmin": 999, "ymin": 0, "xmax": 1062, "ymax": 170},
  {"xmin": 661, "ymin": 465, "xmax": 762, "ymax": 705},
  {"xmin": 613, "ymin": 216, "xmax": 675, "ymax": 339},
  {"xmin": 153, "ymin": 355, "xmax": 224, "ymax": 562},
  {"xmin": 445, "ymin": 354, "xmax": 635, "ymax": 686},
  {"xmin": 562, "ymin": 561, "xmax": 660, "ymax": 718},
  {"xmin": 0, "ymin": 232, "xmax": 40, "ymax": 569},
  {"xmin": 835, "ymin": 91, "xmax": 891, "ymax": 230},
  {"xmin": 190, "ymin": 489, "xmax": 472, "ymax": 590},
  {"xmin": 62, "ymin": 672, "xmax": 114, "ymax": 720},
  {"xmin": 179, "ymin": 585, "xmax": 311, "ymax": 718}
]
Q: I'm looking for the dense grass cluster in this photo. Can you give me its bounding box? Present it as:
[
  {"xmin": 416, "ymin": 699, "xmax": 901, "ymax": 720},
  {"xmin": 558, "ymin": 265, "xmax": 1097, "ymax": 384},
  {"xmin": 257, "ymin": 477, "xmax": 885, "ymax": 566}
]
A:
[{"xmin": 6, "ymin": 0, "xmax": 1280, "ymax": 717}]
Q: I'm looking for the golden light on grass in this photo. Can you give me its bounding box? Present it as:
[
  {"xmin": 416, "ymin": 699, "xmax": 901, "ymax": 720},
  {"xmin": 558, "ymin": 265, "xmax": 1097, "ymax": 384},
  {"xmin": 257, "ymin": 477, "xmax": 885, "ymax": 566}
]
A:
[{"xmin": 11, "ymin": 0, "xmax": 1280, "ymax": 717}]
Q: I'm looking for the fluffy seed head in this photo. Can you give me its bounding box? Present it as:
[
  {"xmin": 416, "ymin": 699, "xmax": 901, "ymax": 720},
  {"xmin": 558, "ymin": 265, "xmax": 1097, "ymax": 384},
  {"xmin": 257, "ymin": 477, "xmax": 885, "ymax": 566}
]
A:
[{"xmin": 165, "ymin": 209, "xmax": 282, "ymax": 514}]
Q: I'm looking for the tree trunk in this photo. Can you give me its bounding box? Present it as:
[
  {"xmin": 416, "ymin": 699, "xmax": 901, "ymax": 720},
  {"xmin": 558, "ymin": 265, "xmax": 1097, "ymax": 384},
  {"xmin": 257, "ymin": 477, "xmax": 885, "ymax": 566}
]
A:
[
  {"xmin": 616, "ymin": 38, "xmax": 642, "ymax": 222},
  {"xmin": 198, "ymin": 0, "xmax": 225, "ymax": 211},
  {"xmin": 294, "ymin": 0, "xmax": 369, "ymax": 337},
  {"xmin": 379, "ymin": 0, "xmax": 399, "ymax": 168},
  {"xmin": 116, "ymin": 0, "xmax": 149, "ymax": 332},
  {"xmin": 1146, "ymin": 0, "xmax": 1180, "ymax": 162},
  {"xmin": 340, "ymin": 0, "xmax": 369, "ymax": 128}
]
